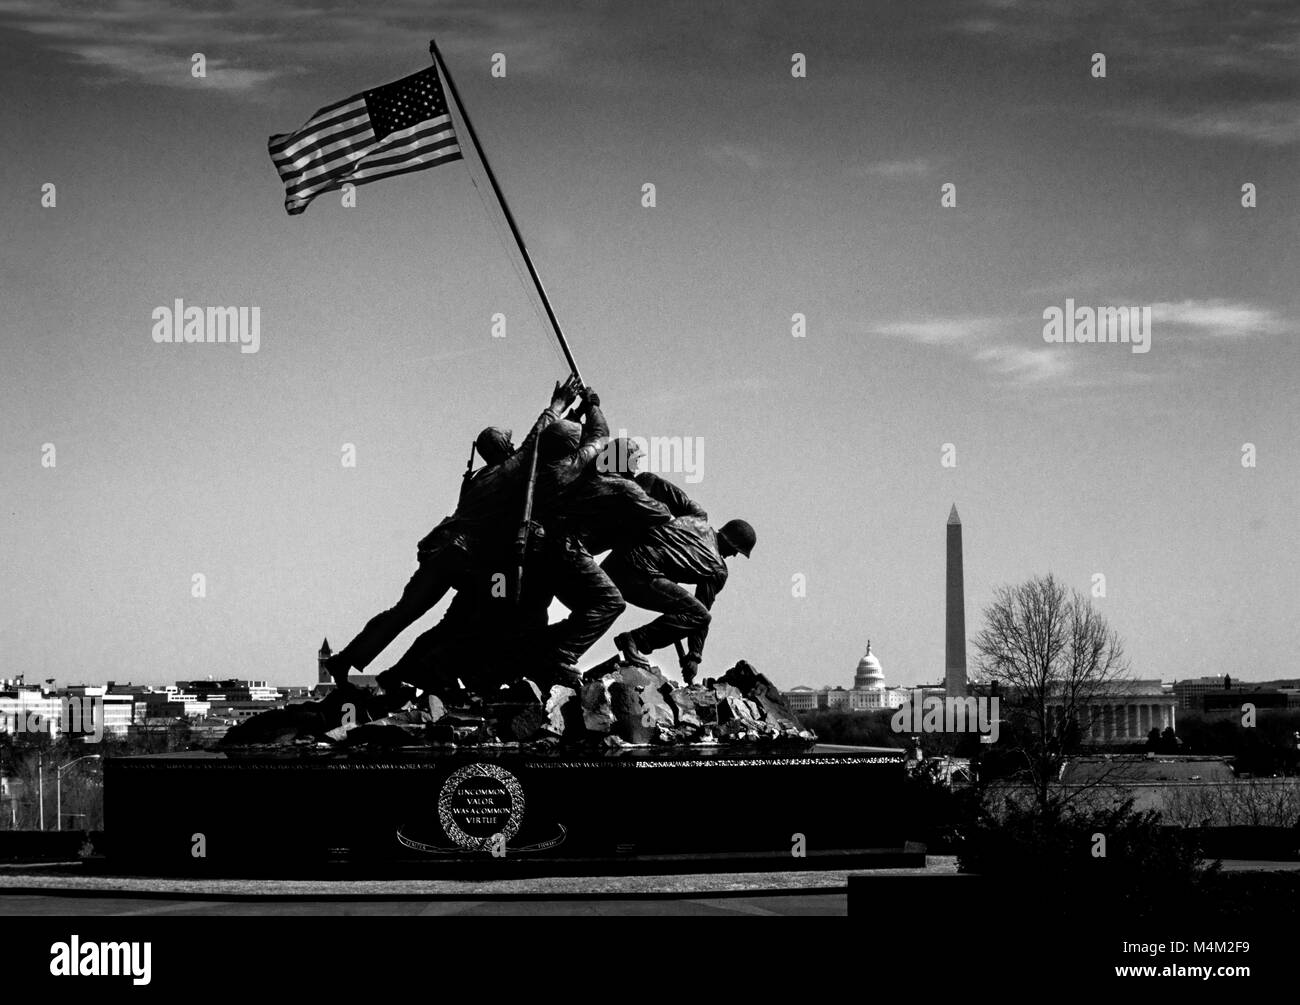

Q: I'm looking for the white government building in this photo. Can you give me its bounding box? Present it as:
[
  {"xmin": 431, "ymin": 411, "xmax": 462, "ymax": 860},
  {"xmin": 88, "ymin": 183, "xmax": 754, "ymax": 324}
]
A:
[{"xmin": 782, "ymin": 642, "xmax": 909, "ymax": 713}]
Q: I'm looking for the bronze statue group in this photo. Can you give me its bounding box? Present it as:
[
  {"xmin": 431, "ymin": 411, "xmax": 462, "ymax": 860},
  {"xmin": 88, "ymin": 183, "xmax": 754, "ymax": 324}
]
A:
[{"xmin": 324, "ymin": 376, "xmax": 756, "ymax": 705}]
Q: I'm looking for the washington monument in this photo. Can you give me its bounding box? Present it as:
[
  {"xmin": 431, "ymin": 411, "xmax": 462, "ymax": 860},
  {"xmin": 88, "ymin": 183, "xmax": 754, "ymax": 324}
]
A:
[{"xmin": 945, "ymin": 504, "xmax": 967, "ymax": 698}]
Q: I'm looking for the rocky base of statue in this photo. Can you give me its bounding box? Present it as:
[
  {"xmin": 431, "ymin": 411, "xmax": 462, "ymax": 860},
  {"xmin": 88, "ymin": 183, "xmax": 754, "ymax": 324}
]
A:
[{"xmin": 222, "ymin": 659, "xmax": 815, "ymax": 751}]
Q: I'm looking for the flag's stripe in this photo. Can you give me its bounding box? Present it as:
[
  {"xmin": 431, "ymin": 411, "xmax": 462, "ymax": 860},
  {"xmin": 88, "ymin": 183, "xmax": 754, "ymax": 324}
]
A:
[
  {"xmin": 352, "ymin": 122, "xmax": 458, "ymax": 169},
  {"xmin": 308, "ymin": 91, "xmax": 367, "ymax": 120},
  {"xmin": 280, "ymin": 113, "xmax": 453, "ymax": 195},
  {"xmin": 286, "ymin": 135, "xmax": 459, "ymax": 209},
  {"xmin": 268, "ymin": 98, "xmax": 367, "ymax": 156},
  {"xmin": 286, "ymin": 152, "xmax": 464, "ymax": 215},
  {"xmin": 348, "ymin": 152, "xmax": 463, "ymax": 188},
  {"xmin": 283, "ymin": 135, "xmax": 385, "ymax": 197},
  {"xmin": 285, "ymin": 120, "xmax": 456, "ymax": 199},
  {"xmin": 284, "ymin": 132, "xmax": 461, "ymax": 212},
  {"xmin": 273, "ymin": 115, "xmax": 373, "ymax": 170},
  {"xmin": 272, "ymin": 115, "xmax": 374, "ymax": 170},
  {"xmin": 348, "ymin": 133, "xmax": 460, "ymax": 177},
  {"xmin": 269, "ymin": 95, "xmax": 362, "ymax": 150},
  {"xmin": 270, "ymin": 116, "xmax": 377, "ymax": 184},
  {"xmin": 277, "ymin": 123, "xmax": 379, "ymax": 188},
  {"xmin": 269, "ymin": 110, "xmax": 367, "ymax": 167}
]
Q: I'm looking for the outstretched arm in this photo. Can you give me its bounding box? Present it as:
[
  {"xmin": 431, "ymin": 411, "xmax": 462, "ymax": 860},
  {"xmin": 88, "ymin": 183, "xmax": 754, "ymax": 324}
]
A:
[
  {"xmin": 571, "ymin": 388, "xmax": 610, "ymax": 471},
  {"xmin": 453, "ymin": 377, "xmax": 581, "ymax": 514},
  {"xmin": 496, "ymin": 376, "xmax": 582, "ymax": 484},
  {"xmin": 518, "ymin": 375, "xmax": 582, "ymax": 455},
  {"xmin": 636, "ymin": 471, "xmax": 707, "ymax": 519}
]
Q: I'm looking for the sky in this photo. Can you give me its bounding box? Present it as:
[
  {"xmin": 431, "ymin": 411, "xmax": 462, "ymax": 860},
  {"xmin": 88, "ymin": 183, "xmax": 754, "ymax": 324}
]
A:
[{"xmin": 2, "ymin": 0, "xmax": 1298, "ymax": 692}]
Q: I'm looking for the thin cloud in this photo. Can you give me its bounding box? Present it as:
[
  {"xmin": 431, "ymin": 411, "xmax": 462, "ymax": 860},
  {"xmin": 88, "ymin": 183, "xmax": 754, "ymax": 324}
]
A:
[
  {"xmin": 0, "ymin": 0, "xmax": 561, "ymax": 94},
  {"xmin": 1107, "ymin": 103, "xmax": 1300, "ymax": 147},
  {"xmin": 872, "ymin": 297, "xmax": 1297, "ymax": 386},
  {"xmin": 0, "ymin": 0, "xmax": 834, "ymax": 97},
  {"xmin": 875, "ymin": 317, "xmax": 1004, "ymax": 345},
  {"xmin": 0, "ymin": 0, "xmax": 303, "ymax": 91},
  {"xmin": 1151, "ymin": 299, "xmax": 1291, "ymax": 338},
  {"xmin": 874, "ymin": 314, "xmax": 1074, "ymax": 386},
  {"xmin": 951, "ymin": 0, "xmax": 1300, "ymax": 146},
  {"xmin": 973, "ymin": 344, "xmax": 1073, "ymax": 383},
  {"xmin": 69, "ymin": 44, "xmax": 283, "ymax": 92}
]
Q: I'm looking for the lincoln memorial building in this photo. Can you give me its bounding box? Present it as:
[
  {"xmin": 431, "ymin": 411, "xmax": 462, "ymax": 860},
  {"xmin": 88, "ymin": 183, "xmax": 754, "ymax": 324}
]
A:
[{"xmin": 1044, "ymin": 679, "xmax": 1177, "ymax": 743}]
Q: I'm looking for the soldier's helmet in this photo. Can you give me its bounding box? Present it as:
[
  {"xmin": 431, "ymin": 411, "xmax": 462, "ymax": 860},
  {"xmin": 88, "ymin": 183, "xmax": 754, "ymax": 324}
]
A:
[
  {"xmin": 717, "ymin": 519, "xmax": 757, "ymax": 558},
  {"xmin": 539, "ymin": 419, "xmax": 583, "ymax": 460},
  {"xmin": 599, "ymin": 436, "xmax": 642, "ymax": 476},
  {"xmin": 475, "ymin": 426, "xmax": 514, "ymax": 465}
]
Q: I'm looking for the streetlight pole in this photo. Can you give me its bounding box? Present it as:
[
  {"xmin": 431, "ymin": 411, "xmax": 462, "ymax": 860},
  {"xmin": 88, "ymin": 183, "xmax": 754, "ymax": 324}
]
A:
[
  {"xmin": 37, "ymin": 754, "xmax": 44, "ymax": 832},
  {"xmin": 56, "ymin": 754, "xmax": 101, "ymax": 831}
]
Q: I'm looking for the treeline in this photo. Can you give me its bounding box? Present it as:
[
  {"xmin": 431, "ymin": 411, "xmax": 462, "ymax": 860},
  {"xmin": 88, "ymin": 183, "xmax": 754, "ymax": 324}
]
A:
[
  {"xmin": 801, "ymin": 707, "xmax": 1300, "ymax": 782},
  {"xmin": 1173, "ymin": 710, "xmax": 1300, "ymax": 776},
  {"xmin": 801, "ymin": 710, "xmax": 907, "ymax": 749},
  {"xmin": 0, "ymin": 725, "xmax": 197, "ymax": 831}
]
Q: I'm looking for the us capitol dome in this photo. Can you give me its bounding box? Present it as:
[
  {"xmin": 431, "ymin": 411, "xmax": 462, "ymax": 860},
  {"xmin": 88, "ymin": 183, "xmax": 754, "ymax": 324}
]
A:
[
  {"xmin": 854, "ymin": 641, "xmax": 885, "ymax": 690},
  {"xmin": 780, "ymin": 639, "xmax": 907, "ymax": 712}
]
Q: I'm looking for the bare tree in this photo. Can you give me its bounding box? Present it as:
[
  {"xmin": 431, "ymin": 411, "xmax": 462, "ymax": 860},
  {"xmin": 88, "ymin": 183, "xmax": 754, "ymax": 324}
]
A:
[
  {"xmin": 974, "ymin": 573, "xmax": 1130, "ymax": 813},
  {"xmin": 1163, "ymin": 778, "xmax": 1300, "ymax": 828}
]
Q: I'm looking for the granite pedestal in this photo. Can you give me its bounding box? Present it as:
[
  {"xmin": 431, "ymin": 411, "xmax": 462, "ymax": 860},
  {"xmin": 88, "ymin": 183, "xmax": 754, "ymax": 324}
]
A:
[{"xmin": 104, "ymin": 744, "xmax": 918, "ymax": 876}]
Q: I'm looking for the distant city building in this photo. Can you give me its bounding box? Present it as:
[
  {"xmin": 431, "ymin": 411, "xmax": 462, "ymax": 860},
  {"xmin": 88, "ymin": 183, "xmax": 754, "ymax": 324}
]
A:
[
  {"xmin": 174, "ymin": 679, "xmax": 283, "ymax": 702},
  {"xmin": 104, "ymin": 681, "xmax": 152, "ymax": 697},
  {"xmin": 1201, "ymin": 687, "xmax": 1300, "ymax": 713},
  {"xmin": 312, "ymin": 637, "xmax": 380, "ymax": 696},
  {"xmin": 0, "ymin": 683, "xmax": 63, "ymax": 737},
  {"xmin": 0, "ymin": 681, "xmax": 133, "ymax": 738},
  {"xmin": 1041, "ymin": 680, "xmax": 1177, "ymax": 742},
  {"xmin": 205, "ymin": 700, "xmax": 278, "ymax": 722},
  {"xmin": 781, "ymin": 641, "xmax": 908, "ymax": 712},
  {"xmin": 854, "ymin": 643, "xmax": 885, "ymax": 690},
  {"xmin": 0, "ymin": 673, "xmax": 295, "ymax": 742},
  {"xmin": 1172, "ymin": 676, "xmax": 1300, "ymax": 713},
  {"xmin": 1173, "ymin": 676, "xmax": 1230, "ymax": 711},
  {"xmin": 849, "ymin": 643, "xmax": 908, "ymax": 710}
]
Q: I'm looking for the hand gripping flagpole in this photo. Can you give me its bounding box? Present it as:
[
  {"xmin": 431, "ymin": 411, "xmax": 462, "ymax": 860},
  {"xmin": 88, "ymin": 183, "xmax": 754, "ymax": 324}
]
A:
[{"xmin": 429, "ymin": 38, "xmax": 582, "ymax": 606}]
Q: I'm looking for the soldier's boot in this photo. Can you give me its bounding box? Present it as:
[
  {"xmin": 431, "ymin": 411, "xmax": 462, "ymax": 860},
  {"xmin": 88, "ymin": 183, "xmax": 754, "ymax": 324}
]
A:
[
  {"xmin": 614, "ymin": 632, "xmax": 653, "ymax": 668},
  {"xmin": 375, "ymin": 667, "xmax": 405, "ymax": 693},
  {"xmin": 533, "ymin": 660, "xmax": 583, "ymax": 693},
  {"xmin": 324, "ymin": 652, "xmax": 353, "ymax": 687}
]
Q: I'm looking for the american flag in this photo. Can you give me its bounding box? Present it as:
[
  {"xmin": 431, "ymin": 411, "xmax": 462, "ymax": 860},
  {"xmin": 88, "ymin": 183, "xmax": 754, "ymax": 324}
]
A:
[{"xmin": 269, "ymin": 65, "xmax": 463, "ymax": 215}]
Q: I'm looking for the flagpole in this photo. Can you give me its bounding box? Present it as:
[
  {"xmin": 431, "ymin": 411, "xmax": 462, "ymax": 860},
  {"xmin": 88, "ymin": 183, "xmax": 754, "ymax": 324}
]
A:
[
  {"xmin": 430, "ymin": 38, "xmax": 579, "ymax": 609},
  {"xmin": 429, "ymin": 38, "xmax": 583, "ymax": 383}
]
